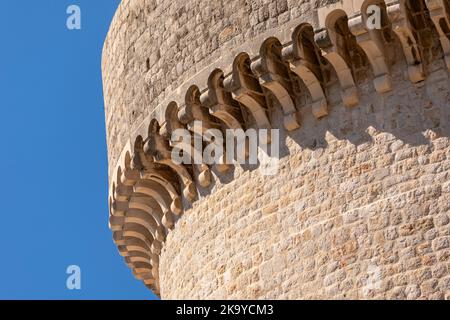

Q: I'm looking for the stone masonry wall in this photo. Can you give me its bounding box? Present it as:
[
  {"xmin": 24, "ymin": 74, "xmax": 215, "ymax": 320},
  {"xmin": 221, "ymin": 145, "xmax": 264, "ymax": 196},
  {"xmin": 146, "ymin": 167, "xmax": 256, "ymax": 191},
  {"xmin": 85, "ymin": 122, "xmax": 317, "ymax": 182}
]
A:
[
  {"xmin": 158, "ymin": 64, "xmax": 450, "ymax": 299},
  {"xmin": 103, "ymin": 0, "xmax": 450, "ymax": 299}
]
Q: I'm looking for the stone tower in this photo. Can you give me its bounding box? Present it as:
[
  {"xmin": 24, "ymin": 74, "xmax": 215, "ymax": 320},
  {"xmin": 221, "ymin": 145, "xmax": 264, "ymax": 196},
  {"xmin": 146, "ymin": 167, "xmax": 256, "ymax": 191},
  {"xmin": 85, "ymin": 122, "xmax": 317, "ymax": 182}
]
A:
[{"xmin": 102, "ymin": 0, "xmax": 450, "ymax": 299}]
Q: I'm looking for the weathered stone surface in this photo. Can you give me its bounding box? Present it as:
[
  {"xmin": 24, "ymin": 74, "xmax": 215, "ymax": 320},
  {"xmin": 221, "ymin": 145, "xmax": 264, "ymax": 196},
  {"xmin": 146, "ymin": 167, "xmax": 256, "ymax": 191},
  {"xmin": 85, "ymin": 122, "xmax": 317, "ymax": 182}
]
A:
[{"xmin": 102, "ymin": 0, "xmax": 450, "ymax": 299}]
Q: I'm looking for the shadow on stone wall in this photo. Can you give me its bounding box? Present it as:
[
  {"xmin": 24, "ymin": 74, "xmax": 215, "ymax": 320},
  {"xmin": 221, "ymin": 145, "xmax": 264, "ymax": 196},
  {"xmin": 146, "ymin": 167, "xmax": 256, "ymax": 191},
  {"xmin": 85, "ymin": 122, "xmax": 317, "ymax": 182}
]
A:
[{"xmin": 204, "ymin": 62, "xmax": 450, "ymax": 197}]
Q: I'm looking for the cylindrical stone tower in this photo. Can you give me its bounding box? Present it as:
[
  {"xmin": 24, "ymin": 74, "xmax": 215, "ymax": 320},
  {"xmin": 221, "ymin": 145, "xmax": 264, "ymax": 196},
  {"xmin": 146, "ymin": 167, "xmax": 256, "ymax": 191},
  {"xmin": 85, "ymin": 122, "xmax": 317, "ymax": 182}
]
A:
[{"xmin": 102, "ymin": 0, "xmax": 450, "ymax": 299}]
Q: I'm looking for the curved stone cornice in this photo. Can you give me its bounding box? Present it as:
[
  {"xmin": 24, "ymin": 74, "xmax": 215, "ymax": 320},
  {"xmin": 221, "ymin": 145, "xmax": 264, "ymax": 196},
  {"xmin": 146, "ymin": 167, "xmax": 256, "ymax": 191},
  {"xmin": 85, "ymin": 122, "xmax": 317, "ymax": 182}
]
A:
[{"xmin": 106, "ymin": 0, "xmax": 450, "ymax": 295}]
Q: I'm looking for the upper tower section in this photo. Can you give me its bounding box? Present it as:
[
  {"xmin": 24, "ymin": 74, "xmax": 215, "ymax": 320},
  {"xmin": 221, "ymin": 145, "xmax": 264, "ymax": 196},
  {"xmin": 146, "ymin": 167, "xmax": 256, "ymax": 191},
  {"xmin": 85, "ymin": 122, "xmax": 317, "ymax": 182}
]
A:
[{"xmin": 102, "ymin": 0, "xmax": 344, "ymax": 179}]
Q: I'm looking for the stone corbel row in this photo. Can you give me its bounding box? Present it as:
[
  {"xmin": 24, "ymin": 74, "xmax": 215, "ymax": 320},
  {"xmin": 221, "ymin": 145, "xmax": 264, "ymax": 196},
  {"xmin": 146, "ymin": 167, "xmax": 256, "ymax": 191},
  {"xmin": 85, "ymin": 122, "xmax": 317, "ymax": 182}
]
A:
[
  {"xmin": 108, "ymin": 0, "xmax": 450, "ymax": 294},
  {"xmin": 318, "ymin": 0, "xmax": 450, "ymax": 89}
]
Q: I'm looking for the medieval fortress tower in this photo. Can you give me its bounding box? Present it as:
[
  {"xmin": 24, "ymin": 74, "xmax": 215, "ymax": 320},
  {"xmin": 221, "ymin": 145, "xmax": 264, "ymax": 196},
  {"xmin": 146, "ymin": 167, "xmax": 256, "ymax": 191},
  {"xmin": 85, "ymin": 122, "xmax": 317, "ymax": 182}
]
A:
[{"xmin": 102, "ymin": 0, "xmax": 450, "ymax": 299}]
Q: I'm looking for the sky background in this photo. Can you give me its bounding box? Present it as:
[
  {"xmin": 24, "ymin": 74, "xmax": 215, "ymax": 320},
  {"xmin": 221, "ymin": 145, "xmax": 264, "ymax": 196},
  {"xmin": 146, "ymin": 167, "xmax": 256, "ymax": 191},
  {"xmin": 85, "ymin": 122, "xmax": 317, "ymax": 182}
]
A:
[{"xmin": 0, "ymin": 1, "xmax": 156, "ymax": 299}]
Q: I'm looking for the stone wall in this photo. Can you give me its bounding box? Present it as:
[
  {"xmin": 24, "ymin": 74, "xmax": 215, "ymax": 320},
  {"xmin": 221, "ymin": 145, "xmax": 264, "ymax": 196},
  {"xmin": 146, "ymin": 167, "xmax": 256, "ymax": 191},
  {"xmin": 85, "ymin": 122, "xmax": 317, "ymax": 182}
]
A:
[
  {"xmin": 103, "ymin": 0, "xmax": 450, "ymax": 299},
  {"xmin": 102, "ymin": 0, "xmax": 341, "ymax": 179},
  {"xmin": 159, "ymin": 67, "xmax": 450, "ymax": 299}
]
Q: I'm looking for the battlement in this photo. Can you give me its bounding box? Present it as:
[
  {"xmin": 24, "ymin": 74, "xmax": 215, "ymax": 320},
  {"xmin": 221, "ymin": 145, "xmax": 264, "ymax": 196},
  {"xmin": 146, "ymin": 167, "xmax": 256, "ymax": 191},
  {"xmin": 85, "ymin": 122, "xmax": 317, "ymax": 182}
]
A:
[{"xmin": 103, "ymin": 0, "xmax": 450, "ymax": 298}]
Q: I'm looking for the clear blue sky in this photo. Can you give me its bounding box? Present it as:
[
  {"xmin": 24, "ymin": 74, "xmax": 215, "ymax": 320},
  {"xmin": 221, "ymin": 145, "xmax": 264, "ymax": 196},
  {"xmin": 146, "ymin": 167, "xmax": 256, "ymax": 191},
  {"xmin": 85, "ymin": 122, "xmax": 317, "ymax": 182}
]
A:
[{"xmin": 0, "ymin": 1, "xmax": 157, "ymax": 299}]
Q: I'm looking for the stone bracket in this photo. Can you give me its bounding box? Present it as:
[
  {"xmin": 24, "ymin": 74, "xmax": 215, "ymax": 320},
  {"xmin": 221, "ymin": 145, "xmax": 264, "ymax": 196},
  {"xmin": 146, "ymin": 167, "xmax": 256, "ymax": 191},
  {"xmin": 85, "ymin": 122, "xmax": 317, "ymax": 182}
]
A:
[
  {"xmin": 224, "ymin": 53, "xmax": 272, "ymax": 133},
  {"xmin": 425, "ymin": 0, "xmax": 450, "ymax": 70},
  {"xmin": 348, "ymin": 14, "xmax": 393, "ymax": 93},
  {"xmin": 314, "ymin": 28, "xmax": 359, "ymax": 108}
]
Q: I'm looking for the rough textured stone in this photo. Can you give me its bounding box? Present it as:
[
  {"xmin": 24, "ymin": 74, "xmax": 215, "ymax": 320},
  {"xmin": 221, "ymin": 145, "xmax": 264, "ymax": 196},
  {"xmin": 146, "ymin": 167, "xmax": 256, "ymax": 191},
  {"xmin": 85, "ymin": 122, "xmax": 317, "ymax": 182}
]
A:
[{"xmin": 103, "ymin": 0, "xmax": 450, "ymax": 299}]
